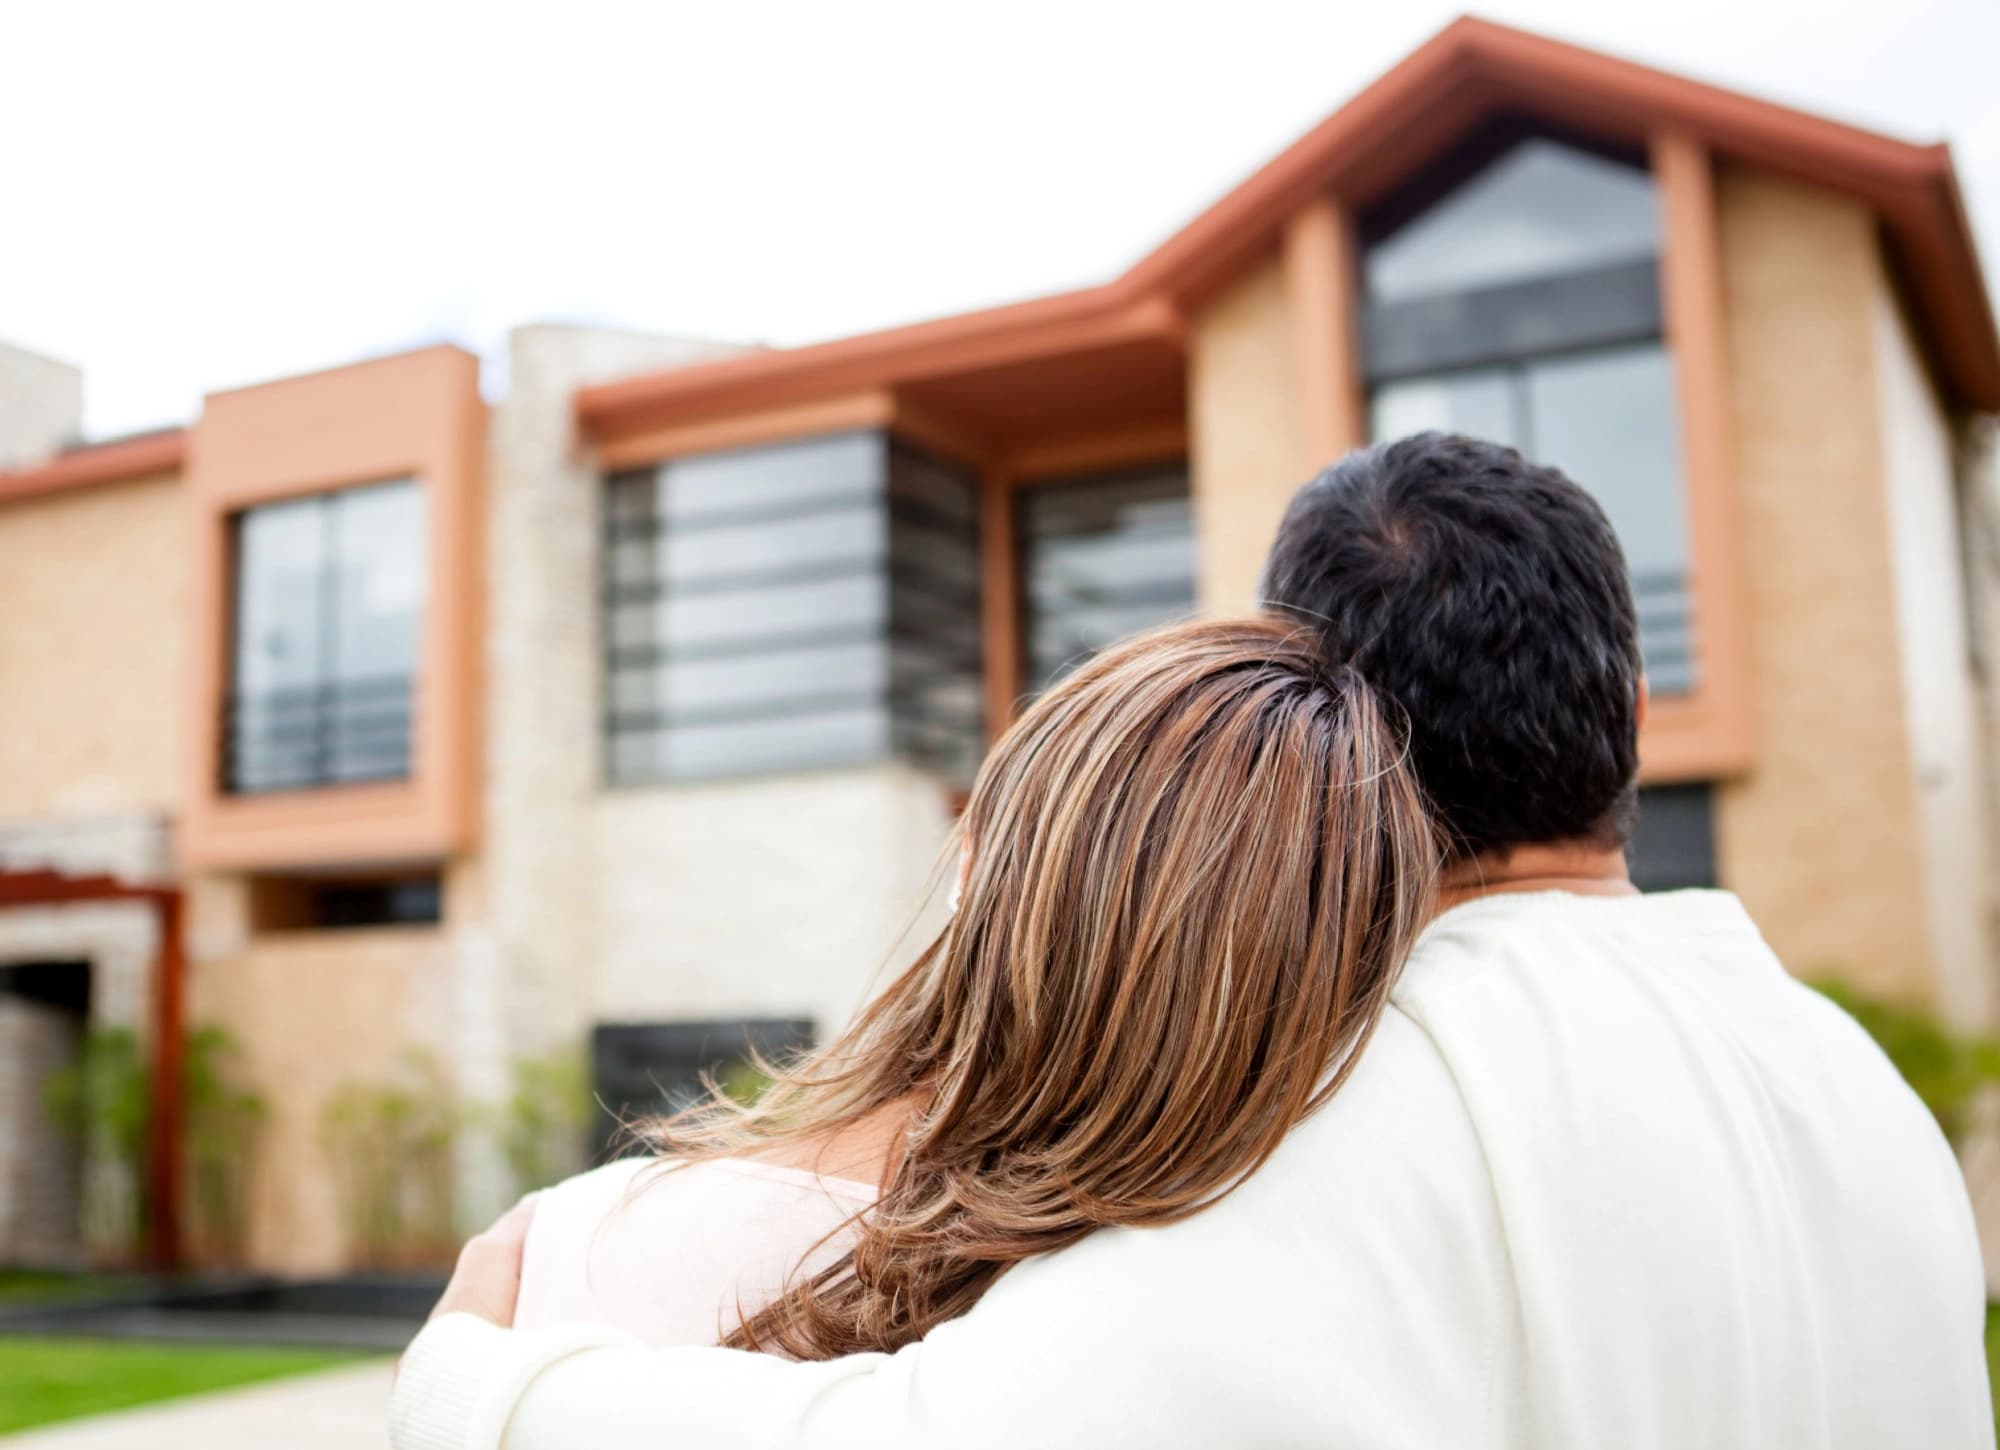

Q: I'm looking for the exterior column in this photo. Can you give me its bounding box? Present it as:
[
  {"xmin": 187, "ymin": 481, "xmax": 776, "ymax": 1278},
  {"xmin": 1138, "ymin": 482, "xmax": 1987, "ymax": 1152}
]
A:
[
  {"xmin": 1282, "ymin": 194, "xmax": 1367, "ymax": 478},
  {"xmin": 146, "ymin": 889, "xmax": 185, "ymax": 1269}
]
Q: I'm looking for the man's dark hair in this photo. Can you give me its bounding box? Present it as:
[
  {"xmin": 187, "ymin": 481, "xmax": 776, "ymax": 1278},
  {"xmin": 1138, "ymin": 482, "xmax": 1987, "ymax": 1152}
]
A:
[{"xmin": 1259, "ymin": 431, "xmax": 1642, "ymax": 860}]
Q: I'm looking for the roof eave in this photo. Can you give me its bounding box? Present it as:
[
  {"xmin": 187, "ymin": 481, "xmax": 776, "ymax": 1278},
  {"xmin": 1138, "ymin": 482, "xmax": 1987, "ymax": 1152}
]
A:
[{"xmin": 0, "ymin": 430, "xmax": 188, "ymax": 505}]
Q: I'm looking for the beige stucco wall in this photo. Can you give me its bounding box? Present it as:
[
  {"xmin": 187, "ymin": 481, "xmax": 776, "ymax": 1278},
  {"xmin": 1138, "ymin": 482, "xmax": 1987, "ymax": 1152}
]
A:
[
  {"xmin": 1188, "ymin": 253, "xmax": 1304, "ymax": 611},
  {"xmin": 485, "ymin": 322, "xmax": 956, "ymax": 1080},
  {"xmin": 1710, "ymin": 165, "xmax": 1936, "ymax": 1002},
  {"xmin": 187, "ymin": 873, "xmax": 467, "ymax": 1274},
  {"xmin": 593, "ymin": 766, "xmax": 955, "ymax": 1037},
  {"xmin": 485, "ymin": 324, "xmax": 751, "ymax": 1060},
  {"xmin": 0, "ymin": 473, "xmax": 185, "ymax": 826}
]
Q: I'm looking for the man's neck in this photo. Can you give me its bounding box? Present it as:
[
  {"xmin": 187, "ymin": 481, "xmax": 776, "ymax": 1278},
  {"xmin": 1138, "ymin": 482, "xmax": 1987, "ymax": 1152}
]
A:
[{"xmin": 1439, "ymin": 840, "xmax": 1637, "ymax": 910}]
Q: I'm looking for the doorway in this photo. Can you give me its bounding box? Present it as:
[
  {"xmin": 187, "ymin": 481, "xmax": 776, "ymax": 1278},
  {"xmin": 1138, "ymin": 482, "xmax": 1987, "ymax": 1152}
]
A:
[{"xmin": 0, "ymin": 960, "xmax": 93, "ymax": 1268}]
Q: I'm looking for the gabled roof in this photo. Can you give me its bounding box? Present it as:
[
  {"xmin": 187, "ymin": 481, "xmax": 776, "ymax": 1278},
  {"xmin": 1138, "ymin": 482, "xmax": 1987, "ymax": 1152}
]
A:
[{"xmin": 579, "ymin": 15, "xmax": 2000, "ymax": 437}]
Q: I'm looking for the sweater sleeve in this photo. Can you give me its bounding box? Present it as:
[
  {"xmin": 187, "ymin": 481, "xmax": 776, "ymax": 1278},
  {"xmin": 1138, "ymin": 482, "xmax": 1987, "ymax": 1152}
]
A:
[{"xmin": 388, "ymin": 1008, "xmax": 1505, "ymax": 1450}]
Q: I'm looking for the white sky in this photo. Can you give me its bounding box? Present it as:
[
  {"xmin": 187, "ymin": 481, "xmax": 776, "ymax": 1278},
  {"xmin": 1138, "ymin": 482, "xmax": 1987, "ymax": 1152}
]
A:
[{"xmin": 4, "ymin": 0, "xmax": 1996, "ymax": 441}]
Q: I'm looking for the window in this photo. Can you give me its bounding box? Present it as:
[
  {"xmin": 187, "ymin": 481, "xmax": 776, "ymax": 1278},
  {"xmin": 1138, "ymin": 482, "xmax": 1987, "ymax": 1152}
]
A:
[
  {"xmin": 1628, "ymin": 785, "xmax": 1716, "ymax": 892},
  {"xmin": 226, "ymin": 478, "xmax": 425, "ymax": 792},
  {"xmin": 1017, "ymin": 463, "xmax": 1197, "ymax": 693},
  {"xmin": 1364, "ymin": 137, "xmax": 1660, "ymax": 303},
  {"xmin": 1361, "ymin": 133, "xmax": 1693, "ymax": 694},
  {"xmin": 248, "ymin": 871, "xmax": 444, "ymax": 932},
  {"xmin": 603, "ymin": 432, "xmax": 982, "ymax": 784},
  {"xmin": 589, "ymin": 1019, "xmax": 812, "ymax": 1155}
]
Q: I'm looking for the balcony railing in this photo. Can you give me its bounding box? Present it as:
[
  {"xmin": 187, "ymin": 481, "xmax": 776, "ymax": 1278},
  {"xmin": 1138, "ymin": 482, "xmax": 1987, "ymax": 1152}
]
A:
[{"xmin": 221, "ymin": 675, "xmax": 414, "ymax": 793}]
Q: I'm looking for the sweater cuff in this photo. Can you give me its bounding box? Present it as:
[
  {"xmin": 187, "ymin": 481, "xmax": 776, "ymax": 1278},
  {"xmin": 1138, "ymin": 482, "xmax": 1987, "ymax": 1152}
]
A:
[{"xmin": 390, "ymin": 1314, "xmax": 633, "ymax": 1450}]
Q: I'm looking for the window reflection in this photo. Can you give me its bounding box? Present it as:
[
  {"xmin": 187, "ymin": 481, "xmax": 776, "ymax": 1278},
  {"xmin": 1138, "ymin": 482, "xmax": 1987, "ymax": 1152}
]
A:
[
  {"xmin": 1365, "ymin": 138, "xmax": 1660, "ymax": 303},
  {"xmin": 1369, "ymin": 344, "xmax": 1693, "ymax": 693},
  {"xmin": 227, "ymin": 478, "xmax": 425, "ymax": 792},
  {"xmin": 1361, "ymin": 133, "xmax": 1691, "ymax": 695},
  {"xmin": 603, "ymin": 433, "xmax": 982, "ymax": 784},
  {"xmin": 1019, "ymin": 465, "xmax": 1196, "ymax": 692}
]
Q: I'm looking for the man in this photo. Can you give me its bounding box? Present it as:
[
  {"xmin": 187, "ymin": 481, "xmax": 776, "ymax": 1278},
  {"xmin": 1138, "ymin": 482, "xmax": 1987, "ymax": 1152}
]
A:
[{"xmin": 394, "ymin": 433, "xmax": 1990, "ymax": 1449}]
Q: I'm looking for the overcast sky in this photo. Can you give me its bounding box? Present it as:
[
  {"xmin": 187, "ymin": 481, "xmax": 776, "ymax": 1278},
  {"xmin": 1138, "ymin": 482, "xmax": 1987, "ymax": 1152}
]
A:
[{"xmin": 4, "ymin": 0, "xmax": 1995, "ymax": 441}]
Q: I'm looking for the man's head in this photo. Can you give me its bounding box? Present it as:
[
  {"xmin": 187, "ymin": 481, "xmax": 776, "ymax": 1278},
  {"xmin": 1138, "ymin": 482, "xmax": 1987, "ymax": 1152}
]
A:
[{"xmin": 1259, "ymin": 431, "xmax": 1643, "ymax": 861}]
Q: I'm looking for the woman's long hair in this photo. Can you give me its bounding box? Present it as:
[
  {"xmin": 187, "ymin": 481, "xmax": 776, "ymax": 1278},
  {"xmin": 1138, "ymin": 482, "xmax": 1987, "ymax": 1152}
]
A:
[{"xmin": 643, "ymin": 615, "xmax": 1440, "ymax": 1358}]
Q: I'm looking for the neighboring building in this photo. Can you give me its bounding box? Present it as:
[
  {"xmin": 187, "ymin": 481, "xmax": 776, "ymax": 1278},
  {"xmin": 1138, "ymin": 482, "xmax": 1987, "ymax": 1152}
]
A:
[{"xmin": 2, "ymin": 19, "xmax": 1998, "ymax": 1275}]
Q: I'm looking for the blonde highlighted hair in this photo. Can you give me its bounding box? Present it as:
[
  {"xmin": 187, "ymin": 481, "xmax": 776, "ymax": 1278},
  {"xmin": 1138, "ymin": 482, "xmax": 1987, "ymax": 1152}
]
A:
[{"xmin": 645, "ymin": 615, "xmax": 1440, "ymax": 1357}]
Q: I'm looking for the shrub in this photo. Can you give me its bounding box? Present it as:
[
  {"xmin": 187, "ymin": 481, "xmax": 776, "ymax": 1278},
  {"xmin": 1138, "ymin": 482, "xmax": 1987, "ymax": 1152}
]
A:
[
  {"xmin": 319, "ymin": 1050, "xmax": 461, "ymax": 1268},
  {"xmin": 182, "ymin": 1026, "xmax": 267, "ymax": 1264},
  {"xmin": 500, "ymin": 1050, "xmax": 591, "ymax": 1197},
  {"xmin": 42, "ymin": 1028, "xmax": 147, "ymax": 1265}
]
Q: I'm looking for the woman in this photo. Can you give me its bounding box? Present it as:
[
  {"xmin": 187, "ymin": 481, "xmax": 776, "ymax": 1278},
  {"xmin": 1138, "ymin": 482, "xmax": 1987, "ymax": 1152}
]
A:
[{"xmin": 514, "ymin": 615, "xmax": 1438, "ymax": 1358}]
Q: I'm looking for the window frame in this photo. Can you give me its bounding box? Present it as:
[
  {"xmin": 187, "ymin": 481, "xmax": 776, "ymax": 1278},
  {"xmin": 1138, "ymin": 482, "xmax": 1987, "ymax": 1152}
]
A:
[
  {"xmin": 598, "ymin": 430, "xmax": 984, "ymax": 787},
  {"xmin": 1012, "ymin": 460, "xmax": 1200, "ymax": 699},
  {"xmin": 1304, "ymin": 125, "xmax": 1754, "ymax": 784},
  {"xmin": 971, "ymin": 431, "xmax": 1195, "ymax": 740},
  {"xmin": 222, "ymin": 475, "xmax": 424, "ymax": 795}
]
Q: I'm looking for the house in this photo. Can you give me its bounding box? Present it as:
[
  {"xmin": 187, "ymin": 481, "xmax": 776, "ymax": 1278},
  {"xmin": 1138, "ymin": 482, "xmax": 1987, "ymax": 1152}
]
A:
[{"xmin": 1, "ymin": 17, "xmax": 1995, "ymax": 1275}]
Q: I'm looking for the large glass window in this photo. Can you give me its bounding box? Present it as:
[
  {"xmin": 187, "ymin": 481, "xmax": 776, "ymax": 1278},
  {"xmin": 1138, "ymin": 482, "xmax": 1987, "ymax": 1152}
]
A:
[
  {"xmin": 226, "ymin": 478, "xmax": 424, "ymax": 792},
  {"xmin": 603, "ymin": 432, "xmax": 981, "ymax": 784},
  {"xmin": 1361, "ymin": 132, "xmax": 1693, "ymax": 694},
  {"xmin": 1364, "ymin": 138, "xmax": 1660, "ymax": 303},
  {"xmin": 1018, "ymin": 463, "xmax": 1196, "ymax": 692}
]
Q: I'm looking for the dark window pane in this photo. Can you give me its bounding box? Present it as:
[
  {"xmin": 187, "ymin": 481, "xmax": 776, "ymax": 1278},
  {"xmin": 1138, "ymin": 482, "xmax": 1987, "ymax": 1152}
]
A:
[
  {"xmin": 1629, "ymin": 785, "xmax": 1716, "ymax": 892},
  {"xmin": 1365, "ymin": 138, "xmax": 1659, "ymax": 303},
  {"xmin": 1019, "ymin": 464, "xmax": 1196, "ymax": 692},
  {"xmin": 248, "ymin": 872, "xmax": 444, "ymax": 931},
  {"xmin": 590, "ymin": 1020, "xmax": 814, "ymax": 1155},
  {"xmin": 1362, "ymin": 258, "xmax": 1662, "ymax": 381},
  {"xmin": 888, "ymin": 444, "xmax": 984, "ymax": 781}
]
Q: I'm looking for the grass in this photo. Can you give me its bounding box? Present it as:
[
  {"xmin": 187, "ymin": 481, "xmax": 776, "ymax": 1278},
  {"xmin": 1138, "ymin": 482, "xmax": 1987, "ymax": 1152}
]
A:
[{"xmin": 0, "ymin": 1337, "xmax": 374, "ymax": 1434}]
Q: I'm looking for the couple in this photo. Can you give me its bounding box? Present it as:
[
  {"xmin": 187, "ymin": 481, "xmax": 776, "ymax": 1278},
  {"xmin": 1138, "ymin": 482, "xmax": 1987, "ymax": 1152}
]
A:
[{"xmin": 395, "ymin": 433, "xmax": 1989, "ymax": 1448}]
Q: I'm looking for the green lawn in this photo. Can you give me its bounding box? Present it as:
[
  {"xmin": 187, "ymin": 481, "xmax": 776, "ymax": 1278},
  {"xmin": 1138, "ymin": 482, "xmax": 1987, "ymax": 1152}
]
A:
[{"xmin": 0, "ymin": 1338, "xmax": 374, "ymax": 1434}]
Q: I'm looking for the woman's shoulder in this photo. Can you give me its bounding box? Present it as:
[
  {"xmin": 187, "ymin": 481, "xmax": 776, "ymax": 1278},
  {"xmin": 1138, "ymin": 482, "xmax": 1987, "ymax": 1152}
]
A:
[
  {"xmin": 534, "ymin": 1153, "xmax": 875, "ymax": 1225},
  {"xmin": 527, "ymin": 1157, "xmax": 649, "ymax": 1235},
  {"xmin": 516, "ymin": 1154, "xmax": 876, "ymax": 1343}
]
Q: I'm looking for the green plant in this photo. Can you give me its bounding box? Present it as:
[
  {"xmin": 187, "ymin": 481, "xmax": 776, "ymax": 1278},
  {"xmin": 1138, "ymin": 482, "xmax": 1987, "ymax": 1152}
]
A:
[
  {"xmin": 500, "ymin": 1050, "xmax": 592, "ymax": 1197},
  {"xmin": 181, "ymin": 1025, "xmax": 267, "ymax": 1264},
  {"xmin": 1811, "ymin": 977, "xmax": 2000, "ymax": 1144},
  {"xmin": 0, "ymin": 1337, "xmax": 372, "ymax": 1436},
  {"xmin": 43, "ymin": 1028, "xmax": 148, "ymax": 1265},
  {"xmin": 319, "ymin": 1050, "xmax": 461, "ymax": 1268}
]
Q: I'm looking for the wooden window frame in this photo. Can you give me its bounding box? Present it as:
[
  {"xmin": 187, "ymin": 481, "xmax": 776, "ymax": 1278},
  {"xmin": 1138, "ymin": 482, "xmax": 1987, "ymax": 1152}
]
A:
[
  {"xmin": 979, "ymin": 426, "xmax": 1192, "ymax": 741},
  {"xmin": 1285, "ymin": 132, "xmax": 1756, "ymax": 786}
]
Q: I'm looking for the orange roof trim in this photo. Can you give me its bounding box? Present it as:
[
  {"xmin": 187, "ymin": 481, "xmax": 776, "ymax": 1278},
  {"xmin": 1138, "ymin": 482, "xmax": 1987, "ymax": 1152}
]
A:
[
  {"xmin": 579, "ymin": 15, "xmax": 2000, "ymax": 435},
  {"xmin": 0, "ymin": 429, "xmax": 187, "ymax": 505}
]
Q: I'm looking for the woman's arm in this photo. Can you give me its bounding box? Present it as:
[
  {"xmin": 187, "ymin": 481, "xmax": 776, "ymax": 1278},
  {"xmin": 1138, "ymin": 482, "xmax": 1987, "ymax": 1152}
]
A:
[{"xmin": 392, "ymin": 1011, "xmax": 1503, "ymax": 1450}]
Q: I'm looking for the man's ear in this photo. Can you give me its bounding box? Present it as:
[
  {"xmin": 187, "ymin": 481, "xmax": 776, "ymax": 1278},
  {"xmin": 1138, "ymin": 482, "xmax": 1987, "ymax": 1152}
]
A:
[{"xmin": 1636, "ymin": 674, "xmax": 1651, "ymax": 733}]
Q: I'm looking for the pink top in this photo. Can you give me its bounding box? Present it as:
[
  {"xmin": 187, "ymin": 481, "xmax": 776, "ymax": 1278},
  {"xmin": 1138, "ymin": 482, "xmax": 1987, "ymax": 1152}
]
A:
[{"xmin": 513, "ymin": 1157, "xmax": 877, "ymax": 1346}]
